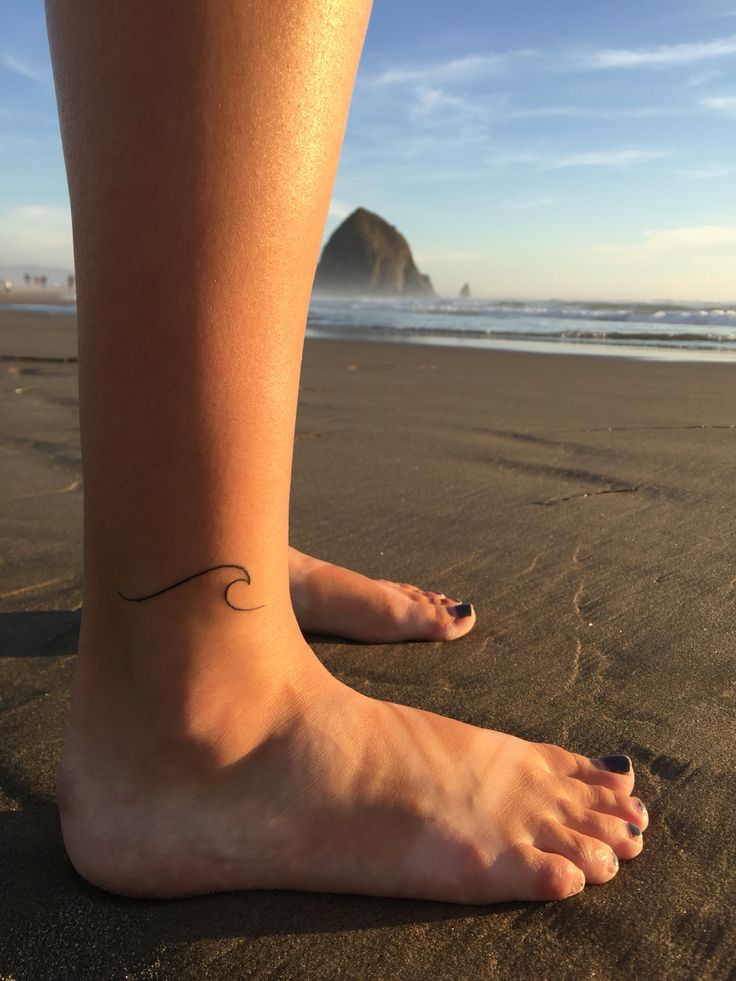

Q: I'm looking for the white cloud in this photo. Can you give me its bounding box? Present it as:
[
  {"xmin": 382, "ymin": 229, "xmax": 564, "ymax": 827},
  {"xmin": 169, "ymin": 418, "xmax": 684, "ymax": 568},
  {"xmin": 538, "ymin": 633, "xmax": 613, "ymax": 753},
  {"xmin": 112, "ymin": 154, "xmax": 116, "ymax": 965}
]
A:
[
  {"xmin": 409, "ymin": 87, "xmax": 475, "ymax": 121},
  {"xmin": 371, "ymin": 50, "xmax": 536, "ymax": 87},
  {"xmin": 591, "ymin": 225, "xmax": 736, "ymax": 264},
  {"xmin": 0, "ymin": 205, "xmax": 73, "ymax": 266},
  {"xmin": 700, "ymin": 94, "xmax": 736, "ymax": 114},
  {"xmin": 645, "ymin": 225, "xmax": 736, "ymax": 247},
  {"xmin": 674, "ymin": 163, "xmax": 735, "ymax": 179},
  {"xmin": 487, "ymin": 150, "xmax": 547, "ymax": 167},
  {"xmin": 487, "ymin": 147, "xmax": 671, "ymax": 170},
  {"xmin": 577, "ymin": 35, "xmax": 736, "ymax": 69},
  {"xmin": 503, "ymin": 105, "xmax": 685, "ymax": 120},
  {"xmin": 502, "ymin": 106, "xmax": 584, "ymax": 119},
  {"xmin": 685, "ymin": 69, "xmax": 722, "ymax": 86},
  {"xmin": 328, "ymin": 199, "xmax": 353, "ymax": 220},
  {"xmin": 414, "ymin": 248, "xmax": 486, "ymax": 263},
  {"xmin": 0, "ymin": 133, "xmax": 39, "ymax": 147},
  {"xmin": 548, "ymin": 148, "xmax": 671, "ymax": 168},
  {"xmin": 405, "ymin": 85, "xmax": 502, "ymax": 138},
  {"xmin": 502, "ymin": 196, "xmax": 555, "ymax": 210},
  {"xmin": 1, "ymin": 52, "xmax": 50, "ymax": 86}
]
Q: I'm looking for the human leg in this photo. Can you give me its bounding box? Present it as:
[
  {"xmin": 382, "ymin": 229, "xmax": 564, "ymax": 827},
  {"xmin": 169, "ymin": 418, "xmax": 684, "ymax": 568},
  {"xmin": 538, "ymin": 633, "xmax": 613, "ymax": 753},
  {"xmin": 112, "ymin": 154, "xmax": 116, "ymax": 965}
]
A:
[{"xmin": 48, "ymin": 0, "xmax": 646, "ymax": 902}]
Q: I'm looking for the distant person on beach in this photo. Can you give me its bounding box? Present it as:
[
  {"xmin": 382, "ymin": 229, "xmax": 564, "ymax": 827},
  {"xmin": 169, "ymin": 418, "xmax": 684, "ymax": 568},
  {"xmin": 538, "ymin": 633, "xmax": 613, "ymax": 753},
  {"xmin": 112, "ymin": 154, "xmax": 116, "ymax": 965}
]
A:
[{"xmin": 47, "ymin": 0, "xmax": 646, "ymax": 903}]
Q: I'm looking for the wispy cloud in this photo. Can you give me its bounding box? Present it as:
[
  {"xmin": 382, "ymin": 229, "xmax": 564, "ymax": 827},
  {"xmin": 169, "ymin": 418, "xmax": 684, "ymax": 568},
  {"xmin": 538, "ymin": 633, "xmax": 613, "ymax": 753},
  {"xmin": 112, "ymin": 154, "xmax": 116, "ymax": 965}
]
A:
[
  {"xmin": 488, "ymin": 148, "xmax": 671, "ymax": 170},
  {"xmin": 0, "ymin": 205, "xmax": 73, "ymax": 266},
  {"xmin": 576, "ymin": 35, "xmax": 736, "ymax": 69},
  {"xmin": 674, "ymin": 163, "xmax": 735, "ymax": 179},
  {"xmin": 406, "ymin": 86, "xmax": 504, "ymax": 139},
  {"xmin": 414, "ymin": 248, "xmax": 486, "ymax": 264},
  {"xmin": 1, "ymin": 52, "xmax": 50, "ymax": 87},
  {"xmin": 328, "ymin": 199, "xmax": 353, "ymax": 220},
  {"xmin": 371, "ymin": 50, "xmax": 536, "ymax": 86},
  {"xmin": 645, "ymin": 226, "xmax": 736, "ymax": 248},
  {"xmin": 684, "ymin": 69, "xmax": 722, "ymax": 86},
  {"xmin": 549, "ymin": 148, "xmax": 671, "ymax": 168},
  {"xmin": 591, "ymin": 225, "xmax": 736, "ymax": 264},
  {"xmin": 0, "ymin": 133, "xmax": 39, "ymax": 147},
  {"xmin": 409, "ymin": 87, "xmax": 478, "ymax": 121},
  {"xmin": 502, "ymin": 196, "xmax": 555, "ymax": 210},
  {"xmin": 700, "ymin": 94, "xmax": 736, "ymax": 114},
  {"xmin": 503, "ymin": 105, "xmax": 686, "ymax": 120}
]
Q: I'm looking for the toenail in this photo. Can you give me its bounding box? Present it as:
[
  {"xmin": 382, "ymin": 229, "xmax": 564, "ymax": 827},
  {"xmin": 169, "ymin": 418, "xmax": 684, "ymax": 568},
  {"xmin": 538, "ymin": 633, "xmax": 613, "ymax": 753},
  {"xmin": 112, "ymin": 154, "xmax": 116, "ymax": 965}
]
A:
[
  {"xmin": 628, "ymin": 823, "xmax": 642, "ymax": 838},
  {"xmin": 449, "ymin": 603, "xmax": 473, "ymax": 619},
  {"xmin": 593, "ymin": 754, "xmax": 631, "ymax": 774},
  {"xmin": 610, "ymin": 852, "xmax": 619, "ymax": 874},
  {"xmin": 635, "ymin": 798, "xmax": 647, "ymax": 817},
  {"xmin": 570, "ymin": 872, "xmax": 586, "ymax": 896}
]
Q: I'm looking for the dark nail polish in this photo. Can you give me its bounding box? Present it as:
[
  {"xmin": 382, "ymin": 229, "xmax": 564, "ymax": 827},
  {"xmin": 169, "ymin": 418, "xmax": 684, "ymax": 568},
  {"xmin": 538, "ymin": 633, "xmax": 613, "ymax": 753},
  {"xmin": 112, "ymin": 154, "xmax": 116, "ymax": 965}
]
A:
[
  {"xmin": 449, "ymin": 603, "xmax": 473, "ymax": 619},
  {"xmin": 628, "ymin": 823, "xmax": 642, "ymax": 837},
  {"xmin": 595, "ymin": 754, "xmax": 632, "ymax": 774}
]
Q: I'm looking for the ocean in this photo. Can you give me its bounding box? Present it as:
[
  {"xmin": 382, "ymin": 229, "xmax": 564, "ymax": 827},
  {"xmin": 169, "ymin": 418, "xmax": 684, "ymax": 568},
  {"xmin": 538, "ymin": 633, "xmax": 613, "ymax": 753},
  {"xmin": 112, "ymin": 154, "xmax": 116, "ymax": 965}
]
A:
[
  {"xmin": 306, "ymin": 296, "xmax": 736, "ymax": 362},
  {"xmin": 8, "ymin": 296, "xmax": 736, "ymax": 362}
]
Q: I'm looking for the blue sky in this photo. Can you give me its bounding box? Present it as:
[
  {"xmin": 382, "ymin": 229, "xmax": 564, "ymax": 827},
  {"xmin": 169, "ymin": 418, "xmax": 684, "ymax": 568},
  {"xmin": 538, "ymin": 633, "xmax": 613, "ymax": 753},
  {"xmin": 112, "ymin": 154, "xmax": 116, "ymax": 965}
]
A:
[{"xmin": 2, "ymin": 0, "xmax": 736, "ymax": 300}]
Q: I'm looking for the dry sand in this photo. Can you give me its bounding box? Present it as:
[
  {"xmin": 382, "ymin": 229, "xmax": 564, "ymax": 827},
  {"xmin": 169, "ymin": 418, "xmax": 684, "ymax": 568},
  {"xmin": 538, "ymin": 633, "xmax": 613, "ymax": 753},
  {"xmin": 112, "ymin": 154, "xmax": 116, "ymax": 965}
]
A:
[{"xmin": 1, "ymin": 307, "xmax": 735, "ymax": 979}]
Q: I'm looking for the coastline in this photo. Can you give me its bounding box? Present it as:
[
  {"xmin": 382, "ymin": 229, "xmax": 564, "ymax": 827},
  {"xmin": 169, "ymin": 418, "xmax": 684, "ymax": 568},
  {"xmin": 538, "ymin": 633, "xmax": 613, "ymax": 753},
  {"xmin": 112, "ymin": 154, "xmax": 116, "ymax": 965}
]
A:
[{"xmin": 2, "ymin": 311, "xmax": 736, "ymax": 977}]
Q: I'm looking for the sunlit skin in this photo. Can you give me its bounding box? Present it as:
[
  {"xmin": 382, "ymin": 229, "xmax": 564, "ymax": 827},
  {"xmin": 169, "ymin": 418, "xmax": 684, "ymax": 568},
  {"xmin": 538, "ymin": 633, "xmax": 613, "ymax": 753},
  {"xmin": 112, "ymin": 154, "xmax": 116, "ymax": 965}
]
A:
[{"xmin": 48, "ymin": 0, "xmax": 646, "ymax": 904}]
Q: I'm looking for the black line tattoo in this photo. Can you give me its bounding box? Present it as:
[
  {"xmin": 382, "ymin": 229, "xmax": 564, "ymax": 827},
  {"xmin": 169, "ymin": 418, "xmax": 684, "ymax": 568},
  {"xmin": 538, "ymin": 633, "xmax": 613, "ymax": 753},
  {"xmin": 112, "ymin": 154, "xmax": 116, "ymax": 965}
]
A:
[{"xmin": 118, "ymin": 564, "xmax": 265, "ymax": 611}]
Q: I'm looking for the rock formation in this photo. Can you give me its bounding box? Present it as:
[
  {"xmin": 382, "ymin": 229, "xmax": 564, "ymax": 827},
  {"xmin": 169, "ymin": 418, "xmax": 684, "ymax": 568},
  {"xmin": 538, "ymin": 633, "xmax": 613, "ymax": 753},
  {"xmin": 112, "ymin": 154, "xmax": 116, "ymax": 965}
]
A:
[
  {"xmin": 313, "ymin": 207, "xmax": 434, "ymax": 296},
  {"xmin": 459, "ymin": 282, "xmax": 471, "ymax": 298}
]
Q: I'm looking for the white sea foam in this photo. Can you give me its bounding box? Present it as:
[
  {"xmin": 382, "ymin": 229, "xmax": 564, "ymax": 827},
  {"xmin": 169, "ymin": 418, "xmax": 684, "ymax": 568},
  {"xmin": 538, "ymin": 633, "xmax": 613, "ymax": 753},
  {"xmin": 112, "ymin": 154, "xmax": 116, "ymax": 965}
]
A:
[{"xmin": 306, "ymin": 295, "xmax": 736, "ymax": 360}]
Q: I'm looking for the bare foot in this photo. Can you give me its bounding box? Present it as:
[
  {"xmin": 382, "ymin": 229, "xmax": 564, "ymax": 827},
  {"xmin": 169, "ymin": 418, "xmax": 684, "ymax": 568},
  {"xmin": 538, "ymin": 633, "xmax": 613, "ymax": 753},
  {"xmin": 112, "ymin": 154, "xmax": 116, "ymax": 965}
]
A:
[
  {"xmin": 59, "ymin": 620, "xmax": 647, "ymax": 904},
  {"xmin": 288, "ymin": 546, "xmax": 476, "ymax": 642}
]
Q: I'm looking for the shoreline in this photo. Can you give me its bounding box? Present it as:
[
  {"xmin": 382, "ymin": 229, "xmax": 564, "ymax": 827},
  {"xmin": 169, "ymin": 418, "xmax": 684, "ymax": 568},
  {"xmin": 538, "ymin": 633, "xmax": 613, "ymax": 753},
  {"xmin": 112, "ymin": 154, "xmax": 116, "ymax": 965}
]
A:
[{"xmin": 307, "ymin": 324, "xmax": 736, "ymax": 362}]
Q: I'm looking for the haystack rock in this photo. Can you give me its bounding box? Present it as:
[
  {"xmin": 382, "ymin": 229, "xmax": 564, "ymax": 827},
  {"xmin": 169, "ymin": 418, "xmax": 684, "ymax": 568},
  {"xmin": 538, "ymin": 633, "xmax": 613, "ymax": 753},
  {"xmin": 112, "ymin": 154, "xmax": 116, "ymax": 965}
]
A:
[
  {"xmin": 313, "ymin": 207, "xmax": 434, "ymax": 296},
  {"xmin": 459, "ymin": 282, "xmax": 471, "ymax": 298}
]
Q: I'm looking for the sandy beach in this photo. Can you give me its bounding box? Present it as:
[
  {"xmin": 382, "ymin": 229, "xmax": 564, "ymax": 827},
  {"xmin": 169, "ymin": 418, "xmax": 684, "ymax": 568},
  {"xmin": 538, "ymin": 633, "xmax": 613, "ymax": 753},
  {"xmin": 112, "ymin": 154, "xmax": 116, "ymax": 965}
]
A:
[{"xmin": 2, "ymin": 306, "xmax": 735, "ymax": 979}]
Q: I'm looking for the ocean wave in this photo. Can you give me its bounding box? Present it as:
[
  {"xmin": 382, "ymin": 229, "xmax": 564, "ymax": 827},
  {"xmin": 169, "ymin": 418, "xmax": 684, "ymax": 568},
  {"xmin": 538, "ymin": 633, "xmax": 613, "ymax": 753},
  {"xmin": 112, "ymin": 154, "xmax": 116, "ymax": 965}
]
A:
[
  {"xmin": 310, "ymin": 296, "xmax": 736, "ymax": 329},
  {"xmin": 306, "ymin": 318, "xmax": 736, "ymax": 352},
  {"xmin": 2, "ymin": 303, "xmax": 77, "ymax": 315}
]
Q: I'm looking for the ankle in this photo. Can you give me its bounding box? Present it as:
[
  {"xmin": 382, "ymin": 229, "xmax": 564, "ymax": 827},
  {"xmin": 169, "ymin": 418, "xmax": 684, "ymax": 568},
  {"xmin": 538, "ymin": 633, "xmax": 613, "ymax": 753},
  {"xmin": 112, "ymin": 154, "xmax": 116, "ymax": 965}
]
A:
[{"xmin": 69, "ymin": 595, "xmax": 322, "ymax": 768}]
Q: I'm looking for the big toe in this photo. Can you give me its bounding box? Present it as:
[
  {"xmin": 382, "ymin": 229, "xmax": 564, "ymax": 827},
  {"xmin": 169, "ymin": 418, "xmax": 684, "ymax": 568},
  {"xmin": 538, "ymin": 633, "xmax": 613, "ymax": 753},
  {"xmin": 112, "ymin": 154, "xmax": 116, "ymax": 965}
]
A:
[
  {"xmin": 435, "ymin": 602, "xmax": 477, "ymax": 640},
  {"xmin": 401, "ymin": 594, "xmax": 476, "ymax": 641}
]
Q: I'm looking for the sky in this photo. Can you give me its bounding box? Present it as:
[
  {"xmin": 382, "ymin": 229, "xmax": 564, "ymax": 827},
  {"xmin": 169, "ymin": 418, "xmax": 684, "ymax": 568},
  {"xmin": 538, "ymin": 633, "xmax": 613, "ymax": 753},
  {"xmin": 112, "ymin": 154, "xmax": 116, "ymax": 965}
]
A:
[{"xmin": 2, "ymin": 1, "xmax": 736, "ymax": 301}]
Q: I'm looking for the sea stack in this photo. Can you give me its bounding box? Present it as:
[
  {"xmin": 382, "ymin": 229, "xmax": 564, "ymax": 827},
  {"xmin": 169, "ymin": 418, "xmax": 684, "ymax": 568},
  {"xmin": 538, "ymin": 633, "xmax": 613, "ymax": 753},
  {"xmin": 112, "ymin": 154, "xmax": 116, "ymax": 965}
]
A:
[
  {"xmin": 459, "ymin": 282, "xmax": 471, "ymax": 298},
  {"xmin": 313, "ymin": 207, "xmax": 434, "ymax": 297}
]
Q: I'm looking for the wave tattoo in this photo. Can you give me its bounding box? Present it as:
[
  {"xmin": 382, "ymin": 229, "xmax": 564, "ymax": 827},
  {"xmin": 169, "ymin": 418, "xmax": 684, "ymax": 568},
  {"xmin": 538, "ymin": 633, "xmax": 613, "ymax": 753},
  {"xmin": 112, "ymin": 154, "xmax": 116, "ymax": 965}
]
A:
[{"xmin": 118, "ymin": 564, "xmax": 265, "ymax": 611}]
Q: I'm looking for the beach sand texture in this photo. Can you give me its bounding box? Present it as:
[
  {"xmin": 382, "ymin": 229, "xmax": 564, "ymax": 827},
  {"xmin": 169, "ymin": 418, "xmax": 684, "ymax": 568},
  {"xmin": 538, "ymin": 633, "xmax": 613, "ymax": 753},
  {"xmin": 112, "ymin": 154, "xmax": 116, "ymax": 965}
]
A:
[{"xmin": 1, "ymin": 309, "xmax": 735, "ymax": 980}]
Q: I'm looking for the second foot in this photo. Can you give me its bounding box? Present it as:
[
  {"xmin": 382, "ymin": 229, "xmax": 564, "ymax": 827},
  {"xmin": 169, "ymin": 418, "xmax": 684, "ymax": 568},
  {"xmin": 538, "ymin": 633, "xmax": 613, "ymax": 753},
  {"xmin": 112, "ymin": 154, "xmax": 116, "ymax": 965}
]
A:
[{"xmin": 288, "ymin": 545, "xmax": 476, "ymax": 642}]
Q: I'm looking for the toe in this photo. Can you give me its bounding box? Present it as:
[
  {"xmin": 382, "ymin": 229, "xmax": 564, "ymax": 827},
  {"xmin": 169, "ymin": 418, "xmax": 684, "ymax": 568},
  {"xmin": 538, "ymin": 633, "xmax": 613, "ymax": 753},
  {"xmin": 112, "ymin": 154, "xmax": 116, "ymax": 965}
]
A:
[
  {"xmin": 510, "ymin": 845, "xmax": 587, "ymax": 901},
  {"xmin": 569, "ymin": 751, "xmax": 637, "ymax": 794},
  {"xmin": 373, "ymin": 584, "xmax": 476, "ymax": 642},
  {"xmin": 581, "ymin": 784, "xmax": 649, "ymax": 831},
  {"xmin": 536, "ymin": 823, "xmax": 619, "ymax": 885},
  {"xmin": 569, "ymin": 810, "xmax": 645, "ymax": 861},
  {"xmin": 432, "ymin": 602, "xmax": 476, "ymax": 641},
  {"xmin": 537, "ymin": 744, "xmax": 636, "ymax": 795},
  {"xmin": 434, "ymin": 592, "xmax": 462, "ymax": 606}
]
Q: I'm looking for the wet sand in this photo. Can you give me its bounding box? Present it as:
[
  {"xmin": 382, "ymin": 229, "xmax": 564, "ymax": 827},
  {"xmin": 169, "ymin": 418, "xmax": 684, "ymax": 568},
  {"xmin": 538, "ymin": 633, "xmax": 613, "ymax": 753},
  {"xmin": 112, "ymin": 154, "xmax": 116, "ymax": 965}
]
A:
[{"xmin": 1, "ymin": 307, "xmax": 735, "ymax": 979}]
